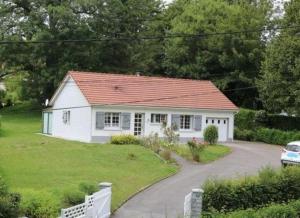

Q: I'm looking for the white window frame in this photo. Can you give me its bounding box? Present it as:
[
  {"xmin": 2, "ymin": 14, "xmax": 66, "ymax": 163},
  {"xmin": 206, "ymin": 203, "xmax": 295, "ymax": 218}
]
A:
[
  {"xmin": 104, "ymin": 112, "xmax": 121, "ymax": 129},
  {"xmin": 180, "ymin": 115, "xmax": 193, "ymax": 130},
  {"xmin": 62, "ymin": 110, "xmax": 70, "ymax": 125},
  {"xmin": 150, "ymin": 113, "xmax": 167, "ymax": 124}
]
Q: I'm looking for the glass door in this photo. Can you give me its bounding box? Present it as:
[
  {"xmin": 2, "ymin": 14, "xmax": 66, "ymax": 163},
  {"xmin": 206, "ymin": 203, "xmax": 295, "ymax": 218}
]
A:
[{"xmin": 134, "ymin": 113, "xmax": 144, "ymax": 136}]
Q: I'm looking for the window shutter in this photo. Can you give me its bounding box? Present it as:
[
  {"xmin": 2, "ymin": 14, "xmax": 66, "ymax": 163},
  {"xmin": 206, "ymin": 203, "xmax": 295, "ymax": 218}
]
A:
[
  {"xmin": 171, "ymin": 114, "xmax": 180, "ymax": 129},
  {"xmin": 194, "ymin": 115, "xmax": 202, "ymax": 131},
  {"xmin": 121, "ymin": 113, "xmax": 131, "ymax": 130},
  {"xmin": 96, "ymin": 112, "xmax": 105, "ymax": 129}
]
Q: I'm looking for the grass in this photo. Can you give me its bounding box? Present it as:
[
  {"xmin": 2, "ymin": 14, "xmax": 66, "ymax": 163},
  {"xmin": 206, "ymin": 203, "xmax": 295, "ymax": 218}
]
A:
[
  {"xmin": 0, "ymin": 104, "xmax": 177, "ymax": 215},
  {"xmin": 172, "ymin": 144, "xmax": 231, "ymax": 163}
]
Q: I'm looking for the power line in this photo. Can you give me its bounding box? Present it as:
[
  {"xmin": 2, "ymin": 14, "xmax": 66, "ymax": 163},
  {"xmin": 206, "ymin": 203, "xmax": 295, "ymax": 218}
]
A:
[
  {"xmin": 0, "ymin": 25, "xmax": 299, "ymax": 45},
  {"xmin": 46, "ymin": 86, "xmax": 256, "ymax": 111}
]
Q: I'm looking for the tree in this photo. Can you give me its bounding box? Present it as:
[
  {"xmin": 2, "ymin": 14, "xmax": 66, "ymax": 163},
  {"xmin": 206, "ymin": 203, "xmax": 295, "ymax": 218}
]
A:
[
  {"xmin": 0, "ymin": 0, "xmax": 164, "ymax": 103},
  {"xmin": 162, "ymin": 0, "xmax": 272, "ymax": 108},
  {"xmin": 257, "ymin": 0, "xmax": 300, "ymax": 115}
]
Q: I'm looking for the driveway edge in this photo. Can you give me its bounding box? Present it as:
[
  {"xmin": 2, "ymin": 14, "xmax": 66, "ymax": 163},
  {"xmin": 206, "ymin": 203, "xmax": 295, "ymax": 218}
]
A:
[{"xmin": 112, "ymin": 164, "xmax": 180, "ymax": 214}]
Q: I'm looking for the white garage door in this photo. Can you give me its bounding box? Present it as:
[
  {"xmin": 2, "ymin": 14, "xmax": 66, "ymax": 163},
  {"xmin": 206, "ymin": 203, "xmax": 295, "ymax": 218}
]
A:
[{"xmin": 206, "ymin": 118, "xmax": 229, "ymax": 142}]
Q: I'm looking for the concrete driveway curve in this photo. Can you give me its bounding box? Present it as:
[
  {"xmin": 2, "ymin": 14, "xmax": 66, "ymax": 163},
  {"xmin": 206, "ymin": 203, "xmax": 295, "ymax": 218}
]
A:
[{"xmin": 112, "ymin": 141, "xmax": 282, "ymax": 218}]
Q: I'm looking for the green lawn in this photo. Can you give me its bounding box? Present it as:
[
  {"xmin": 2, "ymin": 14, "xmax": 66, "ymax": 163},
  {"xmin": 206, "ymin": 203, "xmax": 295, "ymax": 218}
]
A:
[
  {"xmin": 172, "ymin": 144, "xmax": 231, "ymax": 163},
  {"xmin": 0, "ymin": 104, "xmax": 177, "ymax": 214}
]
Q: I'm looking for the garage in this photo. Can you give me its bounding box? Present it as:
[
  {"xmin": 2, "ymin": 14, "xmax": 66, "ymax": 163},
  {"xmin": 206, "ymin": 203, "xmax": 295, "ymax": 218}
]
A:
[{"xmin": 206, "ymin": 117, "xmax": 229, "ymax": 142}]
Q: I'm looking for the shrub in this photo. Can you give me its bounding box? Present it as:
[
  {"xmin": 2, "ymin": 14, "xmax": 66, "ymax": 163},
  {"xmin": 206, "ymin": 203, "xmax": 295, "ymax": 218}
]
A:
[
  {"xmin": 78, "ymin": 182, "xmax": 97, "ymax": 195},
  {"xmin": 20, "ymin": 190, "xmax": 59, "ymax": 218},
  {"xmin": 256, "ymin": 128, "xmax": 300, "ymax": 145},
  {"xmin": 110, "ymin": 134, "xmax": 139, "ymax": 145},
  {"xmin": 204, "ymin": 125, "xmax": 218, "ymax": 145},
  {"xmin": 159, "ymin": 149, "xmax": 171, "ymax": 161},
  {"xmin": 139, "ymin": 133, "xmax": 161, "ymax": 153},
  {"xmin": 187, "ymin": 139, "xmax": 206, "ymax": 162},
  {"xmin": 202, "ymin": 166, "xmax": 300, "ymax": 213},
  {"xmin": 161, "ymin": 122, "xmax": 179, "ymax": 146},
  {"xmin": 62, "ymin": 190, "xmax": 85, "ymax": 207},
  {"xmin": 235, "ymin": 109, "xmax": 256, "ymax": 130},
  {"xmin": 234, "ymin": 128, "xmax": 256, "ymax": 141},
  {"xmin": 208, "ymin": 200, "xmax": 300, "ymax": 218},
  {"xmin": 0, "ymin": 177, "xmax": 20, "ymax": 218}
]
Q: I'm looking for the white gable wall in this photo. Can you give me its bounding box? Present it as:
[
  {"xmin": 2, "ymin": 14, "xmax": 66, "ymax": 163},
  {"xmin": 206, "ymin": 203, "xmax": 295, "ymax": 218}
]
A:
[
  {"xmin": 51, "ymin": 77, "xmax": 92, "ymax": 142},
  {"xmin": 91, "ymin": 105, "xmax": 235, "ymax": 143}
]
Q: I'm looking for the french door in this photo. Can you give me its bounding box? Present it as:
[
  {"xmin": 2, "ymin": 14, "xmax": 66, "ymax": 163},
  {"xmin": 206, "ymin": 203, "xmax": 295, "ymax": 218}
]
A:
[{"xmin": 134, "ymin": 113, "xmax": 145, "ymax": 136}]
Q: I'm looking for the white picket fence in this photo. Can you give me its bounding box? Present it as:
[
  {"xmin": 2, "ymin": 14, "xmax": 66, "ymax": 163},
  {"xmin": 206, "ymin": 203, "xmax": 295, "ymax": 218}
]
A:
[{"xmin": 60, "ymin": 182, "xmax": 112, "ymax": 218}]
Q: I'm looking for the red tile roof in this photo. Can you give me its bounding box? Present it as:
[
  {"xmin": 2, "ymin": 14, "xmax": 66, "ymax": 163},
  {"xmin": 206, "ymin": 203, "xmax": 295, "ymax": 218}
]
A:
[{"xmin": 68, "ymin": 71, "xmax": 238, "ymax": 110}]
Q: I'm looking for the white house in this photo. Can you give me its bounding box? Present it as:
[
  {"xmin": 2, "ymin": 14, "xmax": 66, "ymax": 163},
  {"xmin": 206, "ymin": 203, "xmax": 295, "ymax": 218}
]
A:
[{"xmin": 42, "ymin": 71, "xmax": 238, "ymax": 143}]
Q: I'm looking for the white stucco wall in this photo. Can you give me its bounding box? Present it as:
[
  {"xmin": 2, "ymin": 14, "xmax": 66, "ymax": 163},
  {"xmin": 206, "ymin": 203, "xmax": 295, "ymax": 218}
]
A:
[
  {"xmin": 91, "ymin": 105, "xmax": 235, "ymax": 143},
  {"xmin": 51, "ymin": 77, "xmax": 92, "ymax": 142}
]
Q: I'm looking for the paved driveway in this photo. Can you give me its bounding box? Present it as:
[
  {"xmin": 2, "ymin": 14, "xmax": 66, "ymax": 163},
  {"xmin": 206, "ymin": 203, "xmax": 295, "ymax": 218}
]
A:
[{"xmin": 113, "ymin": 141, "xmax": 282, "ymax": 218}]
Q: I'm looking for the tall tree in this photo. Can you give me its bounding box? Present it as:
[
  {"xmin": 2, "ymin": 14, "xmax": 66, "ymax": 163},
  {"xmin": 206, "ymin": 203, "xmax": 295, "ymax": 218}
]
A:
[
  {"xmin": 0, "ymin": 0, "xmax": 163, "ymax": 103},
  {"xmin": 162, "ymin": 0, "xmax": 272, "ymax": 108},
  {"xmin": 257, "ymin": 0, "xmax": 300, "ymax": 115}
]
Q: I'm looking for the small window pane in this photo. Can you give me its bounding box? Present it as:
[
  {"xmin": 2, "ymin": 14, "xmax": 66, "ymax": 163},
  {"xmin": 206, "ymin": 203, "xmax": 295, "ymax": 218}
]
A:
[
  {"xmin": 224, "ymin": 120, "xmax": 226, "ymax": 124},
  {"xmin": 218, "ymin": 120, "xmax": 220, "ymax": 124},
  {"xmin": 180, "ymin": 115, "xmax": 191, "ymax": 129}
]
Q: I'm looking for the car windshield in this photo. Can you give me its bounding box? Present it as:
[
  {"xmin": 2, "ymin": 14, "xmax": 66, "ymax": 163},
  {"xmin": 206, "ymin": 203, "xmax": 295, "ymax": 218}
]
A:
[{"xmin": 286, "ymin": 144, "xmax": 300, "ymax": 152}]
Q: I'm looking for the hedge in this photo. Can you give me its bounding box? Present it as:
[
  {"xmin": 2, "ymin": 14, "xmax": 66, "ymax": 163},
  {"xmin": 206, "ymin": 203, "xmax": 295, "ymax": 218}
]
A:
[
  {"xmin": 202, "ymin": 166, "xmax": 300, "ymax": 213},
  {"xmin": 110, "ymin": 134, "xmax": 140, "ymax": 145},
  {"xmin": 204, "ymin": 200, "xmax": 300, "ymax": 218},
  {"xmin": 0, "ymin": 177, "xmax": 21, "ymax": 218},
  {"xmin": 235, "ymin": 127, "xmax": 300, "ymax": 145},
  {"xmin": 235, "ymin": 109, "xmax": 300, "ymax": 131}
]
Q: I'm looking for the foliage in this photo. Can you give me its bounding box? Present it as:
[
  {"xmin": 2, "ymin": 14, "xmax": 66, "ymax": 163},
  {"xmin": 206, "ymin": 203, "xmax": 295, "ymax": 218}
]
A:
[
  {"xmin": 62, "ymin": 190, "xmax": 85, "ymax": 207},
  {"xmin": 235, "ymin": 109, "xmax": 300, "ymax": 131},
  {"xmin": 204, "ymin": 125, "xmax": 218, "ymax": 145},
  {"xmin": 255, "ymin": 128, "xmax": 300, "ymax": 145},
  {"xmin": 234, "ymin": 128, "xmax": 256, "ymax": 141},
  {"xmin": 206, "ymin": 200, "xmax": 300, "ymax": 218},
  {"xmin": 161, "ymin": 122, "xmax": 179, "ymax": 146},
  {"xmin": 0, "ymin": 104, "xmax": 177, "ymax": 212},
  {"xmin": 159, "ymin": 149, "xmax": 172, "ymax": 161},
  {"xmin": 202, "ymin": 166, "xmax": 300, "ymax": 213},
  {"xmin": 0, "ymin": 177, "xmax": 20, "ymax": 218},
  {"xmin": 110, "ymin": 134, "xmax": 139, "ymax": 145},
  {"xmin": 0, "ymin": 0, "xmax": 164, "ymax": 103},
  {"xmin": 234, "ymin": 109, "xmax": 256, "ymax": 130},
  {"xmin": 20, "ymin": 190, "xmax": 59, "ymax": 218},
  {"xmin": 235, "ymin": 127, "xmax": 300, "ymax": 145},
  {"xmin": 164, "ymin": 0, "xmax": 272, "ymax": 108},
  {"xmin": 171, "ymin": 144, "xmax": 230, "ymax": 163},
  {"xmin": 187, "ymin": 139, "xmax": 206, "ymax": 162},
  {"xmin": 257, "ymin": 0, "xmax": 300, "ymax": 115},
  {"xmin": 140, "ymin": 133, "xmax": 162, "ymax": 153},
  {"xmin": 78, "ymin": 182, "xmax": 98, "ymax": 195}
]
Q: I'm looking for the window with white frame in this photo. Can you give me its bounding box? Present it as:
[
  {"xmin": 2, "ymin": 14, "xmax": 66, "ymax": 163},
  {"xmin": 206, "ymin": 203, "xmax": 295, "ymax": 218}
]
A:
[
  {"xmin": 104, "ymin": 112, "xmax": 120, "ymax": 128},
  {"xmin": 151, "ymin": 114, "xmax": 167, "ymax": 124},
  {"xmin": 62, "ymin": 110, "xmax": 70, "ymax": 124},
  {"xmin": 180, "ymin": 115, "xmax": 192, "ymax": 130}
]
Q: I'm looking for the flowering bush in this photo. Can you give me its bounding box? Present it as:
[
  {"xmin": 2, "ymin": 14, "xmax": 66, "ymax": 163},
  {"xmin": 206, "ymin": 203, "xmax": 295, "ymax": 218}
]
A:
[{"xmin": 187, "ymin": 138, "xmax": 207, "ymax": 162}]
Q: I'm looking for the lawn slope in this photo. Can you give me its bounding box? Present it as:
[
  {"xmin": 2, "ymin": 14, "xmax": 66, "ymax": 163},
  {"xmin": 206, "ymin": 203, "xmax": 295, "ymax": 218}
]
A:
[{"xmin": 0, "ymin": 104, "xmax": 177, "ymax": 211}]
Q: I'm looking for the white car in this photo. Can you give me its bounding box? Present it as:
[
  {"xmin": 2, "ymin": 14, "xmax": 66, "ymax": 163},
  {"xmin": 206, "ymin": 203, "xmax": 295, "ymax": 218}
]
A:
[{"xmin": 281, "ymin": 141, "xmax": 300, "ymax": 167}]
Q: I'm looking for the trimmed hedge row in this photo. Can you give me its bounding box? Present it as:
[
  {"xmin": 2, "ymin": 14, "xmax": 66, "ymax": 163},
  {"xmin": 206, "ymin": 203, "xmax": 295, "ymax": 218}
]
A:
[
  {"xmin": 235, "ymin": 128, "xmax": 300, "ymax": 145},
  {"xmin": 202, "ymin": 166, "xmax": 300, "ymax": 213},
  {"xmin": 235, "ymin": 109, "xmax": 300, "ymax": 131},
  {"xmin": 110, "ymin": 134, "xmax": 140, "ymax": 144},
  {"xmin": 205, "ymin": 200, "xmax": 300, "ymax": 218}
]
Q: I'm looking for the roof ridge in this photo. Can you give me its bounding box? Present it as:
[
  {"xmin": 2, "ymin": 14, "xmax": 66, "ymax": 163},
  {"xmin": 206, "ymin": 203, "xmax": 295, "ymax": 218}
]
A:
[{"xmin": 68, "ymin": 70, "xmax": 211, "ymax": 83}]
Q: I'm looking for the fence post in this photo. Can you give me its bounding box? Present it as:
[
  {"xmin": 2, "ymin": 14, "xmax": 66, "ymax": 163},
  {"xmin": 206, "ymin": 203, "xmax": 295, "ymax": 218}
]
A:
[
  {"xmin": 184, "ymin": 188, "xmax": 204, "ymax": 218},
  {"xmin": 99, "ymin": 182, "xmax": 112, "ymax": 190}
]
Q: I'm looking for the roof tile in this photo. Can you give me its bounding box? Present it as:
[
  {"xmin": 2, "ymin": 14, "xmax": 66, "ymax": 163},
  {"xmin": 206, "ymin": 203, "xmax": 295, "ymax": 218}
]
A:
[{"xmin": 69, "ymin": 71, "xmax": 238, "ymax": 110}]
